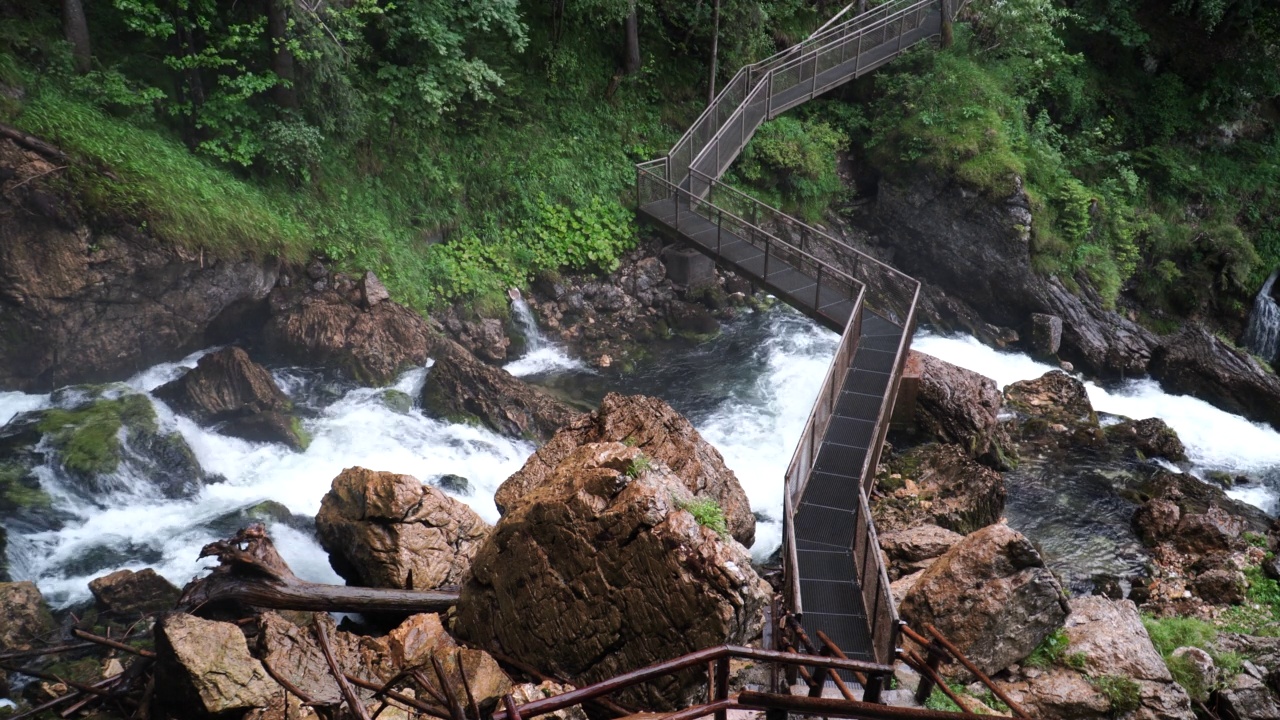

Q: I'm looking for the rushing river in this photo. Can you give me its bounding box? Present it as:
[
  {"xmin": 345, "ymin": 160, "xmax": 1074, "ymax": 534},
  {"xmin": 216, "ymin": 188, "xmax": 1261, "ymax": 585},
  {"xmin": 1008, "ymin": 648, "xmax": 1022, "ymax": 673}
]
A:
[{"xmin": 3, "ymin": 305, "xmax": 1280, "ymax": 606}]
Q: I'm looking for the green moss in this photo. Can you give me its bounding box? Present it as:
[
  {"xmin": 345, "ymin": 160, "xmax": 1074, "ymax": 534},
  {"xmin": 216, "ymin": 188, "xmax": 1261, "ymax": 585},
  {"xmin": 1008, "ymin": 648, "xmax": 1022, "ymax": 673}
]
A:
[
  {"xmin": 290, "ymin": 416, "xmax": 313, "ymax": 451},
  {"xmin": 0, "ymin": 461, "xmax": 52, "ymax": 511},
  {"xmin": 37, "ymin": 394, "xmax": 157, "ymax": 476},
  {"xmin": 379, "ymin": 389, "xmax": 414, "ymax": 414},
  {"xmin": 1024, "ymin": 627, "xmax": 1070, "ymax": 669}
]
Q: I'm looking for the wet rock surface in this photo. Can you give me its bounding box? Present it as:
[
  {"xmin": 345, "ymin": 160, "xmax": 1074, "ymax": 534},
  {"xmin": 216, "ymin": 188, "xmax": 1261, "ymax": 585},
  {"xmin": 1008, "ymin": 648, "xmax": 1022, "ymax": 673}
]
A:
[
  {"xmin": 156, "ymin": 612, "xmax": 278, "ymax": 714},
  {"xmin": 899, "ymin": 523, "xmax": 1069, "ymax": 676},
  {"xmin": 875, "ymin": 443, "xmax": 1006, "ymax": 536},
  {"xmin": 155, "ymin": 346, "xmax": 307, "ymax": 450},
  {"xmin": 495, "ymin": 392, "xmax": 755, "ymax": 547},
  {"xmin": 0, "ymin": 580, "xmax": 56, "ymax": 651},
  {"xmin": 896, "ymin": 351, "xmax": 1010, "ymax": 467},
  {"xmin": 88, "ymin": 567, "xmax": 181, "ymax": 616},
  {"xmin": 1150, "ymin": 324, "xmax": 1280, "ymax": 431},
  {"xmin": 316, "ymin": 466, "xmax": 491, "ymax": 590},
  {"xmin": 0, "ymin": 139, "xmax": 280, "ymax": 392},
  {"xmin": 456, "ymin": 442, "xmax": 769, "ymax": 709},
  {"xmin": 421, "ymin": 337, "xmax": 579, "ymax": 442}
]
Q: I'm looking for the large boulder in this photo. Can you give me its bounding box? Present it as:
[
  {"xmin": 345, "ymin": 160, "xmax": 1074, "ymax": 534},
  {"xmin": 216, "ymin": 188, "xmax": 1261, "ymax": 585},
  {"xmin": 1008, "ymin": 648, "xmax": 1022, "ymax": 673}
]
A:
[
  {"xmin": 0, "ymin": 581, "xmax": 56, "ymax": 651},
  {"xmin": 1004, "ymin": 370, "xmax": 1096, "ymax": 427},
  {"xmin": 421, "ymin": 337, "xmax": 578, "ymax": 443},
  {"xmin": 316, "ymin": 467, "xmax": 491, "ymax": 590},
  {"xmin": 261, "ymin": 282, "xmax": 434, "ymax": 386},
  {"xmin": 876, "ymin": 443, "xmax": 1005, "ymax": 535},
  {"xmin": 899, "ymin": 524, "xmax": 1069, "ymax": 675},
  {"xmin": 0, "ymin": 138, "xmax": 280, "ymax": 392},
  {"xmin": 156, "ymin": 613, "xmax": 278, "ymax": 715},
  {"xmin": 878, "ymin": 524, "xmax": 965, "ymax": 580},
  {"xmin": 1150, "ymin": 324, "xmax": 1280, "ymax": 431},
  {"xmin": 903, "ymin": 351, "xmax": 1010, "ymax": 466},
  {"xmin": 88, "ymin": 568, "xmax": 181, "ymax": 616},
  {"xmin": 455, "ymin": 443, "xmax": 770, "ymax": 709},
  {"xmin": 495, "ymin": 393, "xmax": 755, "ymax": 547},
  {"xmin": 1104, "ymin": 418, "xmax": 1187, "ymax": 462},
  {"xmin": 155, "ymin": 347, "xmax": 307, "ymax": 450},
  {"xmin": 1062, "ymin": 597, "xmax": 1171, "ymax": 683}
]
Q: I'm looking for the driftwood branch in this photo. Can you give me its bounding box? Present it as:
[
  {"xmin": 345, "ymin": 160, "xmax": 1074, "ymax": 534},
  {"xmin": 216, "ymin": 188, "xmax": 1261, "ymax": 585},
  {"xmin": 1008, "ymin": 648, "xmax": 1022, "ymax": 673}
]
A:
[
  {"xmin": 179, "ymin": 525, "xmax": 458, "ymax": 614},
  {"xmin": 314, "ymin": 615, "xmax": 372, "ymax": 720},
  {"xmin": 0, "ymin": 122, "xmax": 69, "ymax": 162}
]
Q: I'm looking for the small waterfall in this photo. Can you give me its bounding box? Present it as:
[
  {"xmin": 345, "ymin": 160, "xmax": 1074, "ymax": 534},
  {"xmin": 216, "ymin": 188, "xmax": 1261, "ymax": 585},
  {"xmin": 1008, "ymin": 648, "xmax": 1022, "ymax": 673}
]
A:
[
  {"xmin": 1243, "ymin": 269, "xmax": 1280, "ymax": 365},
  {"xmin": 503, "ymin": 289, "xmax": 586, "ymax": 377},
  {"xmin": 508, "ymin": 288, "xmax": 549, "ymax": 354}
]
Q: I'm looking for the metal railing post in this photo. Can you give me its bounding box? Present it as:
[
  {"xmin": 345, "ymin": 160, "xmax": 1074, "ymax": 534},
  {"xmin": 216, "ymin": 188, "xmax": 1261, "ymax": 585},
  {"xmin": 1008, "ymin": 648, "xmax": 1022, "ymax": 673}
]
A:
[
  {"xmin": 854, "ymin": 32, "xmax": 863, "ymax": 75},
  {"xmin": 815, "ymin": 264, "xmax": 823, "ymax": 311},
  {"xmin": 764, "ymin": 236, "xmax": 771, "ymax": 278},
  {"xmin": 716, "ymin": 209, "xmax": 723, "ymax": 257}
]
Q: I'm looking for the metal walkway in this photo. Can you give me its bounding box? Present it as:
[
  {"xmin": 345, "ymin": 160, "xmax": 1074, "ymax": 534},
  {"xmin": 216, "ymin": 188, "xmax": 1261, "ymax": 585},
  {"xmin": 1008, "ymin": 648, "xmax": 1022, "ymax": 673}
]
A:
[{"xmin": 636, "ymin": 0, "xmax": 939, "ymax": 679}]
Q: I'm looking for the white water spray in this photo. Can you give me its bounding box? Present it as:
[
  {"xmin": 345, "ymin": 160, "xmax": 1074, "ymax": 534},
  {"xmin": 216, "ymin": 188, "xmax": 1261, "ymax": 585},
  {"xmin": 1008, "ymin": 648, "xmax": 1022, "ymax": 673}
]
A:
[
  {"xmin": 504, "ymin": 289, "xmax": 587, "ymax": 377},
  {"xmin": 1244, "ymin": 269, "xmax": 1280, "ymax": 366}
]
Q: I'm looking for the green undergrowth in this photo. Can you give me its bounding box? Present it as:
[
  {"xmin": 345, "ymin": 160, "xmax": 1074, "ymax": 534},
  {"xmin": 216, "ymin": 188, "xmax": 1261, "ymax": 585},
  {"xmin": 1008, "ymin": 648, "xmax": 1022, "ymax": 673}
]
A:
[{"xmin": 1142, "ymin": 615, "xmax": 1245, "ymax": 701}]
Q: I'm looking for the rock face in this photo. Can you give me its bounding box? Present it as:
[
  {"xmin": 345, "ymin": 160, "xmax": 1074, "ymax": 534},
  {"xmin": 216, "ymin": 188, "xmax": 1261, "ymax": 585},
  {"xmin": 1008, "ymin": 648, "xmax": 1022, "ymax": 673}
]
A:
[
  {"xmin": 156, "ymin": 613, "xmax": 277, "ymax": 714},
  {"xmin": 155, "ymin": 347, "xmax": 306, "ymax": 450},
  {"xmin": 855, "ymin": 170, "xmax": 1157, "ymax": 378},
  {"xmin": 439, "ymin": 311, "xmax": 511, "ymax": 364},
  {"xmin": 0, "ymin": 581, "xmax": 56, "ymax": 651},
  {"xmin": 1105, "ymin": 418, "xmax": 1187, "ymax": 462},
  {"xmin": 261, "ymin": 276, "xmax": 434, "ymax": 386},
  {"xmin": 316, "ymin": 467, "xmax": 491, "ymax": 590},
  {"xmin": 88, "ymin": 568, "xmax": 181, "ymax": 616},
  {"xmin": 495, "ymin": 393, "xmax": 755, "ymax": 547},
  {"xmin": 903, "ymin": 351, "xmax": 1009, "ymax": 466},
  {"xmin": 0, "ymin": 139, "xmax": 280, "ymax": 391},
  {"xmin": 1150, "ymin": 324, "xmax": 1280, "ymax": 431},
  {"xmin": 1030, "ymin": 313, "xmax": 1064, "ymax": 357},
  {"xmin": 899, "ymin": 524, "xmax": 1069, "ymax": 675},
  {"xmin": 876, "ymin": 443, "xmax": 1005, "ymax": 535},
  {"xmin": 421, "ymin": 337, "xmax": 578, "ymax": 443},
  {"xmin": 1005, "ymin": 371, "xmax": 1095, "ymax": 426},
  {"xmin": 456, "ymin": 443, "xmax": 770, "ymax": 709},
  {"xmin": 1063, "ymin": 597, "xmax": 1171, "ymax": 683},
  {"xmin": 879, "ymin": 524, "xmax": 965, "ymax": 580}
]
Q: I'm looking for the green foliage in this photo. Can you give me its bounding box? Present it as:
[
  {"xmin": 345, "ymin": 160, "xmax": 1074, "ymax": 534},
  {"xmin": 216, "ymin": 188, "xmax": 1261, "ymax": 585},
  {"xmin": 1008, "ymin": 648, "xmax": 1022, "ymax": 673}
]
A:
[
  {"xmin": 626, "ymin": 453, "xmax": 654, "ymax": 478},
  {"xmin": 676, "ymin": 497, "xmax": 729, "ymax": 536},
  {"xmin": 1092, "ymin": 674, "xmax": 1141, "ymax": 716},
  {"xmin": 1024, "ymin": 627, "xmax": 1071, "ymax": 668},
  {"xmin": 1141, "ymin": 614, "xmax": 1248, "ymax": 700},
  {"xmin": 923, "ymin": 687, "xmax": 962, "ymax": 713},
  {"xmin": 1245, "ymin": 532, "xmax": 1270, "ymax": 549},
  {"xmin": 736, "ymin": 115, "xmax": 848, "ymax": 221},
  {"xmin": 38, "ymin": 395, "xmax": 157, "ymax": 476},
  {"xmin": 0, "ymin": 462, "xmax": 52, "ymax": 512}
]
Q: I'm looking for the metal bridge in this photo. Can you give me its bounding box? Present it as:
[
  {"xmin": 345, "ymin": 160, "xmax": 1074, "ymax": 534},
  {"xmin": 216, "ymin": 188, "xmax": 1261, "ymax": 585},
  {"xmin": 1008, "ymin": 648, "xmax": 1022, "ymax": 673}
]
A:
[{"xmin": 636, "ymin": 0, "xmax": 942, "ymax": 688}]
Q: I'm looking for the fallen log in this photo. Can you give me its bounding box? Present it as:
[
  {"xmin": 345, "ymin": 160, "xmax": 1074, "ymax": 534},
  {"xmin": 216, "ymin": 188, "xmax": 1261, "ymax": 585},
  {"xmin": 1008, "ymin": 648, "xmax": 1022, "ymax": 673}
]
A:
[{"xmin": 179, "ymin": 524, "xmax": 459, "ymax": 614}]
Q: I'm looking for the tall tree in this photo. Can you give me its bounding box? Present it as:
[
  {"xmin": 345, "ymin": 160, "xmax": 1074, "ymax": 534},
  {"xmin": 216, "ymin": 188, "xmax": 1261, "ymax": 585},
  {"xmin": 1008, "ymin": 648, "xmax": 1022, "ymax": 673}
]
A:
[
  {"xmin": 707, "ymin": 0, "xmax": 720, "ymax": 102},
  {"xmin": 265, "ymin": 0, "xmax": 297, "ymax": 109},
  {"xmin": 623, "ymin": 0, "xmax": 641, "ymax": 74},
  {"xmin": 62, "ymin": 0, "xmax": 92, "ymax": 73}
]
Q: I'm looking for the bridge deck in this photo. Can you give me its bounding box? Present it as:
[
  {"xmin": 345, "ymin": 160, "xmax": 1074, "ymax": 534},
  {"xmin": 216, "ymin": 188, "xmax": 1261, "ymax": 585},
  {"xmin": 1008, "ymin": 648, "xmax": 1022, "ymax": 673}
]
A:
[{"xmin": 639, "ymin": 198, "xmax": 906, "ymax": 663}]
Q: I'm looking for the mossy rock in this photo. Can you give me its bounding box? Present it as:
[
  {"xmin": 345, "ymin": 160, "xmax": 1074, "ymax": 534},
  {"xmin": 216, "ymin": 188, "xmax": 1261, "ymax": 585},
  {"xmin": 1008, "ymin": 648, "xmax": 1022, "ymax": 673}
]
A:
[
  {"xmin": 379, "ymin": 389, "xmax": 414, "ymax": 414},
  {"xmin": 0, "ymin": 461, "xmax": 52, "ymax": 514},
  {"xmin": 208, "ymin": 500, "xmax": 313, "ymax": 537},
  {"xmin": 37, "ymin": 394, "xmax": 157, "ymax": 476}
]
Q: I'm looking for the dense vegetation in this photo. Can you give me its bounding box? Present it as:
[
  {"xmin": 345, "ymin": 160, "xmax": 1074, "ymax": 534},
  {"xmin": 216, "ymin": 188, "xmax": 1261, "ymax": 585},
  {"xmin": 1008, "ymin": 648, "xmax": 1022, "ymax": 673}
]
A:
[{"xmin": 2, "ymin": 0, "xmax": 1278, "ymax": 327}]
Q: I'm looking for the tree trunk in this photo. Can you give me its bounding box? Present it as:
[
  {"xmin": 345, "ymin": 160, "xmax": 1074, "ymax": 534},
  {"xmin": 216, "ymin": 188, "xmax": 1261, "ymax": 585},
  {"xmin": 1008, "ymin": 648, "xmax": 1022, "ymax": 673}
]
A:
[
  {"xmin": 858, "ymin": 0, "xmax": 869, "ymax": 13},
  {"xmin": 180, "ymin": 525, "xmax": 460, "ymax": 614},
  {"xmin": 62, "ymin": 0, "xmax": 92, "ymax": 74},
  {"xmin": 939, "ymin": 0, "xmax": 954, "ymax": 49},
  {"xmin": 266, "ymin": 0, "xmax": 297, "ymax": 109},
  {"xmin": 623, "ymin": 1, "xmax": 641, "ymax": 75},
  {"xmin": 707, "ymin": 0, "xmax": 720, "ymax": 104}
]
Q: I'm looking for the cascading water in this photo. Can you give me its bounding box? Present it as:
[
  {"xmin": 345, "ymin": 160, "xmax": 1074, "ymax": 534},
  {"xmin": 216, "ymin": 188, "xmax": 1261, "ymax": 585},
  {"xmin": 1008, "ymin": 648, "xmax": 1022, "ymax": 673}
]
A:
[
  {"xmin": 503, "ymin": 290, "xmax": 587, "ymax": 377},
  {"xmin": 1243, "ymin": 269, "xmax": 1280, "ymax": 365}
]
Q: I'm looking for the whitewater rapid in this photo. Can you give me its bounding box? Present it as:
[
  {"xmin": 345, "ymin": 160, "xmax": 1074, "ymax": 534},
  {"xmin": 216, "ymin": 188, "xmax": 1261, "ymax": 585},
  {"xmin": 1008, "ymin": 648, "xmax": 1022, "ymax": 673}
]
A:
[{"xmin": 5, "ymin": 308, "xmax": 1280, "ymax": 606}]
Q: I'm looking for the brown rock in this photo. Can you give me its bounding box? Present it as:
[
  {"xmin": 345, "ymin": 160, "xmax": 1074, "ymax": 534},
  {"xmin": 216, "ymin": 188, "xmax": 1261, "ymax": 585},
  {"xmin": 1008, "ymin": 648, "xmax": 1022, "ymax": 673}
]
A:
[
  {"xmin": 1134, "ymin": 499, "xmax": 1182, "ymax": 546},
  {"xmin": 1216, "ymin": 673, "xmax": 1280, "ymax": 720},
  {"xmin": 155, "ymin": 347, "xmax": 290, "ymax": 422},
  {"xmin": 880, "ymin": 524, "xmax": 965, "ymax": 564},
  {"xmin": 156, "ymin": 613, "xmax": 277, "ymax": 714},
  {"xmin": 997, "ymin": 667, "xmax": 1110, "ymax": 719},
  {"xmin": 421, "ymin": 337, "xmax": 576, "ymax": 443},
  {"xmin": 221, "ymin": 410, "xmax": 309, "ymax": 451},
  {"xmin": 456, "ymin": 443, "xmax": 770, "ymax": 709},
  {"xmin": 1062, "ymin": 597, "xmax": 1170, "ymax": 682},
  {"xmin": 908, "ymin": 351, "xmax": 1010, "ymax": 465},
  {"xmin": 1150, "ymin": 324, "xmax": 1280, "ymax": 431},
  {"xmin": 387, "ymin": 612, "xmax": 456, "ymax": 668},
  {"xmin": 1105, "ymin": 418, "xmax": 1187, "ymax": 462},
  {"xmin": 262, "ymin": 285, "xmax": 433, "ymax": 385},
  {"xmin": 361, "ymin": 271, "xmax": 390, "ymax": 309},
  {"xmin": 508, "ymin": 682, "xmax": 588, "ymax": 720},
  {"xmin": 316, "ymin": 467, "xmax": 490, "ymax": 590},
  {"xmin": 899, "ymin": 524, "xmax": 1069, "ymax": 675},
  {"xmin": 877, "ymin": 444, "xmax": 1005, "ymax": 535},
  {"xmin": 1175, "ymin": 506, "xmax": 1246, "ymax": 555},
  {"xmin": 257, "ymin": 612, "xmax": 397, "ymax": 706},
  {"xmin": 495, "ymin": 393, "xmax": 755, "ymax": 547},
  {"xmin": 1004, "ymin": 371, "xmax": 1096, "ymax": 426},
  {"xmin": 1030, "ymin": 313, "xmax": 1063, "ymax": 357},
  {"xmin": 88, "ymin": 568, "xmax": 180, "ymax": 616},
  {"xmin": 244, "ymin": 694, "xmax": 320, "ymax": 720},
  {"xmin": 1193, "ymin": 568, "xmax": 1246, "ymax": 605},
  {"xmin": 0, "ymin": 581, "xmax": 56, "ymax": 651}
]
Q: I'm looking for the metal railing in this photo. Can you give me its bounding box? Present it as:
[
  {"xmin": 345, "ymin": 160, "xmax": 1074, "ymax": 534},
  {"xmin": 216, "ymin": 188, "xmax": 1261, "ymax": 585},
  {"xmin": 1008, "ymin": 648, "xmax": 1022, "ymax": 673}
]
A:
[{"xmin": 635, "ymin": 0, "xmax": 942, "ymax": 672}]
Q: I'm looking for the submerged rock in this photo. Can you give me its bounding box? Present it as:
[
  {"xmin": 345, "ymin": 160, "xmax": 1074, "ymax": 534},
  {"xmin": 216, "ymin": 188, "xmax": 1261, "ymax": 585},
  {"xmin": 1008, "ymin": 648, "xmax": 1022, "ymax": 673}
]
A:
[
  {"xmin": 316, "ymin": 466, "xmax": 491, "ymax": 590},
  {"xmin": 456, "ymin": 442, "xmax": 770, "ymax": 709},
  {"xmin": 421, "ymin": 337, "xmax": 577, "ymax": 442},
  {"xmin": 496, "ymin": 392, "xmax": 755, "ymax": 547},
  {"xmin": 155, "ymin": 346, "xmax": 307, "ymax": 450},
  {"xmin": 899, "ymin": 523, "xmax": 1069, "ymax": 676},
  {"xmin": 1104, "ymin": 417, "xmax": 1187, "ymax": 462}
]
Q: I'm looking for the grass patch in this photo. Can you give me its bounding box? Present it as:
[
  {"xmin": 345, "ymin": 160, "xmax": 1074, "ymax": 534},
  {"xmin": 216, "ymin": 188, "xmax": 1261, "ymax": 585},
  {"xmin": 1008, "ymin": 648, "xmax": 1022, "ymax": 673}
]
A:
[
  {"xmin": 1142, "ymin": 614, "xmax": 1245, "ymax": 701},
  {"xmin": 625, "ymin": 453, "xmax": 654, "ymax": 478},
  {"xmin": 676, "ymin": 496, "xmax": 729, "ymax": 536},
  {"xmin": 1092, "ymin": 674, "xmax": 1141, "ymax": 716},
  {"xmin": 1023, "ymin": 627, "xmax": 1071, "ymax": 669}
]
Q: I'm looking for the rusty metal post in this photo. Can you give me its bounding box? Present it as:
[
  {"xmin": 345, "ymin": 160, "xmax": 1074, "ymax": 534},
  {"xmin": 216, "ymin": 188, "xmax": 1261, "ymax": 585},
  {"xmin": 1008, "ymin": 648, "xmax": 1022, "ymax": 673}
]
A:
[
  {"xmin": 912, "ymin": 640, "xmax": 947, "ymax": 704},
  {"xmin": 862, "ymin": 674, "xmax": 884, "ymax": 704},
  {"xmin": 714, "ymin": 658, "xmax": 730, "ymax": 720}
]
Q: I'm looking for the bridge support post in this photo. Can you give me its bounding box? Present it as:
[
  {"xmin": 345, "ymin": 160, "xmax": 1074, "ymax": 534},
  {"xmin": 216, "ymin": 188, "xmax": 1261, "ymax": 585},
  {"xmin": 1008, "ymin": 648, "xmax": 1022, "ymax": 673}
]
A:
[{"xmin": 863, "ymin": 674, "xmax": 884, "ymax": 704}]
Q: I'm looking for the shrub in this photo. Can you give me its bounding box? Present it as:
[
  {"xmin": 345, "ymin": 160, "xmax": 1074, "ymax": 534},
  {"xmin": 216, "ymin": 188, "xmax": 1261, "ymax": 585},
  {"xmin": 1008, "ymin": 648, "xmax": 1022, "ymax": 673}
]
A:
[
  {"xmin": 626, "ymin": 453, "xmax": 654, "ymax": 478},
  {"xmin": 676, "ymin": 497, "xmax": 729, "ymax": 536},
  {"xmin": 1093, "ymin": 674, "xmax": 1141, "ymax": 716}
]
